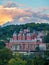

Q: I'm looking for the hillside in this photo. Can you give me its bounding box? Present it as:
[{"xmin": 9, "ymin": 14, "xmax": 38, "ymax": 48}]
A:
[{"xmin": 0, "ymin": 23, "xmax": 49, "ymax": 42}]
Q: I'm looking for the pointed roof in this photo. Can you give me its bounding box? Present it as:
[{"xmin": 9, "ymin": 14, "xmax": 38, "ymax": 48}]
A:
[
  {"xmin": 19, "ymin": 29, "xmax": 23, "ymax": 33},
  {"xmin": 13, "ymin": 31, "xmax": 17, "ymax": 36}
]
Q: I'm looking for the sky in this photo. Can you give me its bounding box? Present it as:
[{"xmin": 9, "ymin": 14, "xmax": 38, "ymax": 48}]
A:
[{"xmin": 0, "ymin": 0, "xmax": 49, "ymax": 25}]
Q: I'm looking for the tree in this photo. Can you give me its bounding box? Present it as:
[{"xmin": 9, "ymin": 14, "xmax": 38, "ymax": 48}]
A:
[
  {"xmin": 8, "ymin": 58, "xmax": 17, "ymax": 65},
  {"xmin": 26, "ymin": 59, "xmax": 34, "ymax": 65},
  {"xmin": 8, "ymin": 58, "xmax": 26, "ymax": 65},
  {"xmin": 0, "ymin": 48, "xmax": 13, "ymax": 65},
  {"xmin": 0, "ymin": 41, "xmax": 5, "ymax": 49},
  {"xmin": 43, "ymin": 32, "xmax": 49, "ymax": 43},
  {"xmin": 34, "ymin": 56, "xmax": 46, "ymax": 65}
]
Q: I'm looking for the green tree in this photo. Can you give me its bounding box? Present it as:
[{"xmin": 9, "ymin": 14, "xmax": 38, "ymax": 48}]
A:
[
  {"xmin": 0, "ymin": 48, "xmax": 13, "ymax": 65},
  {"xmin": 0, "ymin": 41, "xmax": 5, "ymax": 49},
  {"xmin": 26, "ymin": 59, "xmax": 34, "ymax": 65},
  {"xmin": 8, "ymin": 58, "xmax": 26, "ymax": 65},
  {"xmin": 43, "ymin": 32, "xmax": 49, "ymax": 43},
  {"xmin": 34, "ymin": 56, "xmax": 46, "ymax": 65}
]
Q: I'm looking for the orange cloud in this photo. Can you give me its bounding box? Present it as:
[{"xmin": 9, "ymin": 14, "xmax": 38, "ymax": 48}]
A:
[
  {"xmin": 0, "ymin": 6, "xmax": 32, "ymax": 25},
  {"xmin": 0, "ymin": 8, "xmax": 13, "ymax": 25},
  {"xmin": 0, "ymin": 14, "xmax": 13, "ymax": 25},
  {"xmin": 0, "ymin": 4, "xmax": 49, "ymax": 25}
]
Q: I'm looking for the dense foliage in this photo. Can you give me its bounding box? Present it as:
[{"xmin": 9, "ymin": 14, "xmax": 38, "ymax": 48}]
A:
[
  {"xmin": 0, "ymin": 48, "xmax": 13, "ymax": 65},
  {"xmin": 0, "ymin": 23, "xmax": 49, "ymax": 42},
  {"xmin": 0, "ymin": 41, "xmax": 5, "ymax": 49},
  {"xmin": 43, "ymin": 32, "xmax": 49, "ymax": 43},
  {"xmin": 0, "ymin": 48, "xmax": 49, "ymax": 65}
]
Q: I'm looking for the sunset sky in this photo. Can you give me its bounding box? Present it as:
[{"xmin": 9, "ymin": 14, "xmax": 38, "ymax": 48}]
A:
[{"xmin": 0, "ymin": 0, "xmax": 49, "ymax": 25}]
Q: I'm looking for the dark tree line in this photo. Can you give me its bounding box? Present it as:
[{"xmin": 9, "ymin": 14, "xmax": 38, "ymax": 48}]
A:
[{"xmin": 0, "ymin": 23, "xmax": 49, "ymax": 42}]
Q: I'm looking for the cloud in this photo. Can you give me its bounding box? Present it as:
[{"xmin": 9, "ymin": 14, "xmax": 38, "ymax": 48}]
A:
[
  {"xmin": 4, "ymin": 2, "xmax": 18, "ymax": 7},
  {"xmin": 0, "ymin": 3, "xmax": 49, "ymax": 25},
  {"xmin": 0, "ymin": 5, "xmax": 32, "ymax": 25},
  {"xmin": 3, "ymin": 2, "xmax": 24, "ymax": 8}
]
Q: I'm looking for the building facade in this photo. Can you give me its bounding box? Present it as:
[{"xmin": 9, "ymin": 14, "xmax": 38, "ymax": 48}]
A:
[{"xmin": 6, "ymin": 29, "xmax": 46, "ymax": 52}]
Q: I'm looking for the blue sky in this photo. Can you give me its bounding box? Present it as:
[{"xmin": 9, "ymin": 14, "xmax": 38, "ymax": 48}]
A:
[
  {"xmin": 0, "ymin": 0, "xmax": 49, "ymax": 25},
  {"xmin": 0, "ymin": 0, "xmax": 49, "ymax": 8},
  {"xmin": 16, "ymin": 0, "xmax": 49, "ymax": 8}
]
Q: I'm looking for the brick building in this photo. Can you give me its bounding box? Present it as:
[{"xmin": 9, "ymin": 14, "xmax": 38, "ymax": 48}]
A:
[{"xmin": 6, "ymin": 29, "xmax": 46, "ymax": 52}]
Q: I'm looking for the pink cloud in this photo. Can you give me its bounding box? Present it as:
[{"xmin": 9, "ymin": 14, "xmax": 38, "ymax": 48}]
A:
[
  {"xmin": 0, "ymin": 5, "xmax": 33, "ymax": 25},
  {"xmin": 0, "ymin": 3, "xmax": 49, "ymax": 25}
]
